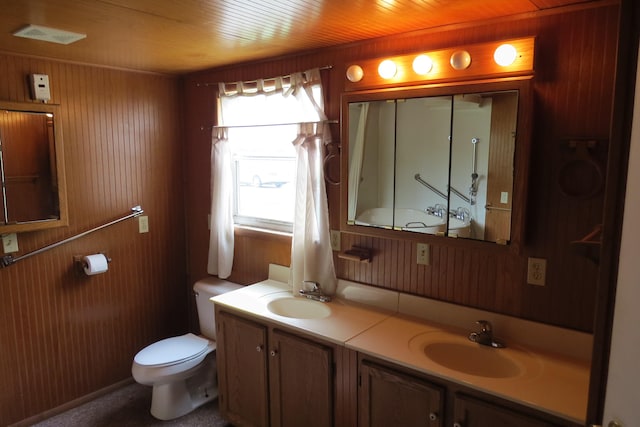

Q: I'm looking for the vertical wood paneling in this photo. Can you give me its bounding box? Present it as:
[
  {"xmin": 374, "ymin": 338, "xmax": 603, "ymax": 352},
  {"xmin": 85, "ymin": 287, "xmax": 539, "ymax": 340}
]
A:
[{"xmin": 0, "ymin": 54, "xmax": 185, "ymax": 426}]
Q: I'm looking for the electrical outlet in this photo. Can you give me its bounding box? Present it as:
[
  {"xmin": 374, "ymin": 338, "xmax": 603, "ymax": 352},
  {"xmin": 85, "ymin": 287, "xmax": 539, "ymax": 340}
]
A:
[
  {"xmin": 2, "ymin": 233, "xmax": 19, "ymax": 253},
  {"xmin": 330, "ymin": 230, "xmax": 341, "ymax": 251},
  {"xmin": 527, "ymin": 257, "xmax": 546, "ymax": 286},
  {"xmin": 138, "ymin": 216, "xmax": 149, "ymax": 233},
  {"xmin": 417, "ymin": 243, "xmax": 430, "ymax": 265}
]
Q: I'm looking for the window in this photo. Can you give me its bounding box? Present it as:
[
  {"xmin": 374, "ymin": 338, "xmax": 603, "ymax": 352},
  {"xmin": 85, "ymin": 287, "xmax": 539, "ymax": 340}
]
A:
[
  {"xmin": 230, "ymin": 124, "xmax": 297, "ymax": 232},
  {"xmin": 209, "ymin": 69, "xmax": 334, "ymax": 282}
]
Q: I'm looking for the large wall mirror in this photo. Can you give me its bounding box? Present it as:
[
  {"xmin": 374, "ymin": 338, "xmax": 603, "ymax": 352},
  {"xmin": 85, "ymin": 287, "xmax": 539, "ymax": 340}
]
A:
[
  {"xmin": 0, "ymin": 101, "xmax": 68, "ymax": 234},
  {"xmin": 341, "ymin": 78, "xmax": 532, "ymax": 247}
]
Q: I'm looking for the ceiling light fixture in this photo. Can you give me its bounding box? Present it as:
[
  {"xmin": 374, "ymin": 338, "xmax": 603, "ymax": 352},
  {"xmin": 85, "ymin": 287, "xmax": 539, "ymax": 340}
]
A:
[
  {"xmin": 344, "ymin": 37, "xmax": 534, "ymax": 90},
  {"xmin": 378, "ymin": 59, "xmax": 397, "ymax": 79},
  {"xmin": 412, "ymin": 55, "xmax": 433, "ymax": 75},
  {"xmin": 494, "ymin": 44, "xmax": 518, "ymax": 66},
  {"xmin": 346, "ymin": 65, "xmax": 364, "ymax": 82},
  {"xmin": 449, "ymin": 50, "xmax": 472, "ymax": 70},
  {"xmin": 13, "ymin": 24, "xmax": 86, "ymax": 45}
]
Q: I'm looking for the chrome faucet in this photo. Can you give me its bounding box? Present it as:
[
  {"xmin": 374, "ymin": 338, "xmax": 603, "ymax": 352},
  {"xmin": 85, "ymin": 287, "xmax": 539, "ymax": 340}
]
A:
[
  {"xmin": 298, "ymin": 281, "xmax": 331, "ymax": 302},
  {"xmin": 426, "ymin": 204, "xmax": 447, "ymax": 217},
  {"xmin": 468, "ymin": 320, "xmax": 505, "ymax": 348}
]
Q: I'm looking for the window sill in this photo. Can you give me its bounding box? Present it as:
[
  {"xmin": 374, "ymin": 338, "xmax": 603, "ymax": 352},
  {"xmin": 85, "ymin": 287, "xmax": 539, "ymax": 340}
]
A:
[{"xmin": 234, "ymin": 224, "xmax": 293, "ymax": 243}]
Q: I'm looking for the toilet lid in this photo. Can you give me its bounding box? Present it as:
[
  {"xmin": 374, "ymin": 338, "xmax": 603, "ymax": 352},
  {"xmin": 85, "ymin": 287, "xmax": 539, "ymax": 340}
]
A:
[{"xmin": 134, "ymin": 333, "xmax": 210, "ymax": 367}]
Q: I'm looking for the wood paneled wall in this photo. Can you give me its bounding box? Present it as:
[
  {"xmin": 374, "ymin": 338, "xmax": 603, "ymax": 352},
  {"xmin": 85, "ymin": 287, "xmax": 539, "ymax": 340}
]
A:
[
  {"xmin": 0, "ymin": 3, "xmax": 621, "ymax": 425},
  {"xmin": 184, "ymin": 3, "xmax": 618, "ymax": 333},
  {"xmin": 0, "ymin": 55, "xmax": 186, "ymax": 425}
]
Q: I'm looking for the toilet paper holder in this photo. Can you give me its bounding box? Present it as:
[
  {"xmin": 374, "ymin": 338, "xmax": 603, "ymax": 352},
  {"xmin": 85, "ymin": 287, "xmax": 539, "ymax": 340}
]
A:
[{"xmin": 73, "ymin": 253, "xmax": 111, "ymax": 273}]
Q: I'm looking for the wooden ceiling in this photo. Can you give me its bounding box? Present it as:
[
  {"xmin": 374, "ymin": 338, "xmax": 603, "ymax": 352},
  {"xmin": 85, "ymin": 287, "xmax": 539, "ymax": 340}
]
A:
[{"xmin": 0, "ymin": 0, "xmax": 604, "ymax": 74}]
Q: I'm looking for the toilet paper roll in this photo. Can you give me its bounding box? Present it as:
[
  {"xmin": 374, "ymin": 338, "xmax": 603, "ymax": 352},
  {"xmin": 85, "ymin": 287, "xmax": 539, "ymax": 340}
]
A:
[{"xmin": 83, "ymin": 254, "xmax": 109, "ymax": 275}]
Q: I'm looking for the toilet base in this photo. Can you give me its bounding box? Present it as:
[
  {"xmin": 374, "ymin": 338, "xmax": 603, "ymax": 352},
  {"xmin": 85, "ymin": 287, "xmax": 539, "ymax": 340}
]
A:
[{"xmin": 148, "ymin": 355, "xmax": 218, "ymax": 420}]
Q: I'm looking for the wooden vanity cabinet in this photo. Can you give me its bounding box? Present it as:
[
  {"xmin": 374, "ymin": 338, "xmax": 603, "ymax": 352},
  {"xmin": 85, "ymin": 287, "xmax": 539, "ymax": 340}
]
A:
[
  {"xmin": 215, "ymin": 309, "xmax": 336, "ymax": 427},
  {"xmin": 216, "ymin": 310, "xmax": 269, "ymax": 427},
  {"xmin": 452, "ymin": 393, "xmax": 560, "ymax": 427},
  {"xmin": 359, "ymin": 360, "xmax": 444, "ymax": 426},
  {"xmin": 358, "ymin": 356, "xmax": 581, "ymax": 427}
]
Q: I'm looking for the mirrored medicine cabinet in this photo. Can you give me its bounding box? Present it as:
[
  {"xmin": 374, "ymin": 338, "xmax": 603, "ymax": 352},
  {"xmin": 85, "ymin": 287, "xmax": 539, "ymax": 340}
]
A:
[
  {"xmin": 0, "ymin": 100, "xmax": 68, "ymax": 234},
  {"xmin": 340, "ymin": 78, "xmax": 532, "ymax": 248}
]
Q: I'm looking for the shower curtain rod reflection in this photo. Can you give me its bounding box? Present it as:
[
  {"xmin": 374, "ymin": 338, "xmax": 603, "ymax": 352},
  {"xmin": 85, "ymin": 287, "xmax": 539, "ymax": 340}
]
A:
[
  {"xmin": 195, "ymin": 65, "xmax": 333, "ymax": 87},
  {"xmin": 200, "ymin": 119, "xmax": 338, "ymax": 131},
  {"xmin": 0, "ymin": 206, "xmax": 144, "ymax": 268}
]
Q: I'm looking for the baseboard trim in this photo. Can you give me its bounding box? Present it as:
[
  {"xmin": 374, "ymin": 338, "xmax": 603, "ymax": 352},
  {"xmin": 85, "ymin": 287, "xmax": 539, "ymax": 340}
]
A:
[{"xmin": 10, "ymin": 377, "xmax": 135, "ymax": 427}]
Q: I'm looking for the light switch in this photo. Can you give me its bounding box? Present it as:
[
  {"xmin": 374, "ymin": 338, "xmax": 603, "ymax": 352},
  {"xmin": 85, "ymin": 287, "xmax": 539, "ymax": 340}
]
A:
[
  {"xmin": 2, "ymin": 233, "xmax": 19, "ymax": 253},
  {"xmin": 138, "ymin": 216, "xmax": 149, "ymax": 233},
  {"xmin": 500, "ymin": 191, "xmax": 509, "ymax": 204},
  {"xmin": 417, "ymin": 243, "xmax": 430, "ymax": 265},
  {"xmin": 330, "ymin": 230, "xmax": 341, "ymax": 251}
]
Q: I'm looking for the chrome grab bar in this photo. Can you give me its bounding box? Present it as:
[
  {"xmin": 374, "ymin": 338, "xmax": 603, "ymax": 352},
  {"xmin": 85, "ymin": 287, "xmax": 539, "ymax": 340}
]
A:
[
  {"xmin": 1, "ymin": 206, "xmax": 144, "ymax": 268},
  {"xmin": 414, "ymin": 174, "xmax": 447, "ymax": 200}
]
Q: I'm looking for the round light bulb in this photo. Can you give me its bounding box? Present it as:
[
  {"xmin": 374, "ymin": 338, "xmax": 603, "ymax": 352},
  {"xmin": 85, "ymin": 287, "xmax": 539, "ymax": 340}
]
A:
[
  {"xmin": 412, "ymin": 54, "xmax": 433, "ymax": 75},
  {"xmin": 378, "ymin": 59, "xmax": 397, "ymax": 79},
  {"xmin": 346, "ymin": 65, "xmax": 364, "ymax": 82},
  {"xmin": 450, "ymin": 50, "xmax": 471, "ymax": 70},
  {"xmin": 494, "ymin": 44, "xmax": 518, "ymax": 66}
]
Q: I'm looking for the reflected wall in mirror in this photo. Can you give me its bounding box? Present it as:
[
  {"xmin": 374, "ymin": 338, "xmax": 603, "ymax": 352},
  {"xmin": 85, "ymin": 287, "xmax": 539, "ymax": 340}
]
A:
[
  {"xmin": 341, "ymin": 79, "xmax": 531, "ymax": 246},
  {"xmin": 0, "ymin": 101, "xmax": 68, "ymax": 234}
]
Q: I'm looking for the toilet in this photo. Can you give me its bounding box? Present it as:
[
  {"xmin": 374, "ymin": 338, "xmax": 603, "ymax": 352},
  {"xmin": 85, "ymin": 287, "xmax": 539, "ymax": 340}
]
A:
[{"xmin": 131, "ymin": 277, "xmax": 242, "ymax": 420}]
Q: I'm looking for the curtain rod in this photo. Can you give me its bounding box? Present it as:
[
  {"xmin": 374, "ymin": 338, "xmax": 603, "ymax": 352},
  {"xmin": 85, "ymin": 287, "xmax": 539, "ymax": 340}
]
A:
[
  {"xmin": 200, "ymin": 119, "xmax": 339, "ymax": 131},
  {"xmin": 0, "ymin": 206, "xmax": 144, "ymax": 268},
  {"xmin": 195, "ymin": 65, "xmax": 333, "ymax": 88}
]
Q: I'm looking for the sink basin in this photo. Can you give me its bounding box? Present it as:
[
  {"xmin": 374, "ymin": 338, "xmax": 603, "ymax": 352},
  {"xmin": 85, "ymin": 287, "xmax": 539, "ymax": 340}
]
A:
[
  {"xmin": 409, "ymin": 331, "xmax": 539, "ymax": 379},
  {"xmin": 266, "ymin": 296, "xmax": 332, "ymax": 319},
  {"xmin": 422, "ymin": 342, "xmax": 521, "ymax": 378}
]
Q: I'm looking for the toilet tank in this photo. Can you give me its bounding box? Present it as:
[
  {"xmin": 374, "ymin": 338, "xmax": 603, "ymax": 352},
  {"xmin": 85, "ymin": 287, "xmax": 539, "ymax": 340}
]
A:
[{"xmin": 193, "ymin": 277, "xmax": 242, "ymax": 340}]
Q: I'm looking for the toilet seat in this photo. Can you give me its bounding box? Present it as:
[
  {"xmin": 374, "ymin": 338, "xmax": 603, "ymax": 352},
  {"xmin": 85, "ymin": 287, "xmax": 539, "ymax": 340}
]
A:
[{"xmin": 134, "ymin": 333, "xmax": 211, "ymax": 367}]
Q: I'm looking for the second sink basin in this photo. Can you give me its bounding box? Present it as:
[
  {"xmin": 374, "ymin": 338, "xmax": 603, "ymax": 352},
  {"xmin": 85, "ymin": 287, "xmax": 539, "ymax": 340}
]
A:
[
  {"xmin": 423, "ymin": 342, "xmax": 520, "ymax": 378},
  {"xmin": 266, "ymin": 296, "xmax": 332, "ymax": 319},
  {"xmin": 409, "ymin": 331, "xmax": 540, "ymax": 379}
]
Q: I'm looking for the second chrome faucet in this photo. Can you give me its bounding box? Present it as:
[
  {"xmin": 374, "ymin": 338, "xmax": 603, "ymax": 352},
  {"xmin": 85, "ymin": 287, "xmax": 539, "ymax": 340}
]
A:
[
  {"xmin": 298, "ymin": 281, "xmax": 332, "ymax": 302},
  {"xmin": 468, "ymin": 320, "xmax": 505, "ymax": 348}
]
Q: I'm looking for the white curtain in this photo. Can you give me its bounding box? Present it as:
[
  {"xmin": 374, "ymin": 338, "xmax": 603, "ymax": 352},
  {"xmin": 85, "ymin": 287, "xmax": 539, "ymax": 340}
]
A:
[
  {"xmin": 290, "ymin": 122, "xmax": 337, "ymax": 295},
  {"xmin": 207, "ymin": 128, "xmax": 234, "ymax": 278},
  {"xmin": 347, "ymin": 103, "xmax": 369, "ymax": 221},
  {"xmin": 208, "ymin": 69, "xmax": 336, "ymax": 293}
]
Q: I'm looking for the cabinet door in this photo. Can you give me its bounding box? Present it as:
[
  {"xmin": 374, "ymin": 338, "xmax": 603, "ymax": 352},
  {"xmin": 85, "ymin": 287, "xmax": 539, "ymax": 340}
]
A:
[
  {"xmin": 217, "ymin": 311, "xmax": 269, "ymax": 427},
  {"xmin": 269, "ymin": 329, "xmax": 333, "ymax": 427},
  {"xmin": 453, "ymin": 394, "xmax": 561, "ymax": 427},
  {"xmin": 359, "ymin": 360, "xmax": 444, "ymax": 427}
]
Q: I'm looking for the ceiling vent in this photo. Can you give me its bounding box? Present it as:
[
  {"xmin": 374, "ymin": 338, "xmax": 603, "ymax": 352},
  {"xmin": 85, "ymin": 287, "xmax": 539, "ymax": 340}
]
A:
[{"xmin": 13, "ymin": 24, "xmax": 86, "ymax": 45}]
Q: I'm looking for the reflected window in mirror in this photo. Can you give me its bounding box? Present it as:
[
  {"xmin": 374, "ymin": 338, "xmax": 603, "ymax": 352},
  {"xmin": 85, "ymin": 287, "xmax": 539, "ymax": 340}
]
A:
[{"xmin": 0, "ymin": 101, "xmax": 68, "ymax": 234}]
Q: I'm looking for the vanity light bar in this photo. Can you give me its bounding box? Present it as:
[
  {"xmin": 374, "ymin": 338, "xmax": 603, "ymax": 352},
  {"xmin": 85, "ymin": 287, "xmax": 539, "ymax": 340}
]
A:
[{"xmin": 344, "ymin": 37, "xmax": 535, "ymax": 90}]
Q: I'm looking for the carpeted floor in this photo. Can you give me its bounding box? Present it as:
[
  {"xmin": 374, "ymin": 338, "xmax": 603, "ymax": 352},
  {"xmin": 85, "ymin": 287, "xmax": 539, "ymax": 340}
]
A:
[{"xmin": 31, "ymin": 382, "xmax": 231, "ymax": 427}]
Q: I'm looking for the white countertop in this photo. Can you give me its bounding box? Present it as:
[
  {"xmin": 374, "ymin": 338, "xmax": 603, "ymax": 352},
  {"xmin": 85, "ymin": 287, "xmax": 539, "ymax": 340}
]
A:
[
  {"xmin": 211, "ymin": 279, "xmax": 392, "ymax": 345},
  {"xmin": 211, "ymin": 277, "xmax": 590, "ymax": 424},
  {"xmin": 346, "ymin": 314, "xmax": 590, "ymax": 424}
]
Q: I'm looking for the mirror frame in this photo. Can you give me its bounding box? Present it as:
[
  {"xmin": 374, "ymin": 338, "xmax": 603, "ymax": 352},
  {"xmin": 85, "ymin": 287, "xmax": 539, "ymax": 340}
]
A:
[
  {"xmin": 0, "ymin": 100, "xmax": 69, "ymax": 234},
  {"xmin": 340, "ymin": 77, "xmax": 533, "ymax": 252}
]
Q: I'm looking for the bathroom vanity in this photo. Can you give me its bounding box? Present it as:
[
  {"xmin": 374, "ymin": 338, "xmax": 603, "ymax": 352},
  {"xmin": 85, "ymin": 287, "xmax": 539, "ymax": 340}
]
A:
[{"xmin": 212, "ymin": 275, "xmax": 589, "ymax": 427}]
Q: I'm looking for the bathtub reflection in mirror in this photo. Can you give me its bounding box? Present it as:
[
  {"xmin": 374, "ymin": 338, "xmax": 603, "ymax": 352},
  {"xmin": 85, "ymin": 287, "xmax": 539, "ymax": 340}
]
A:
[{"xmin": 342, "ymin": 80, "xmax": 530, "ymax": 245}]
